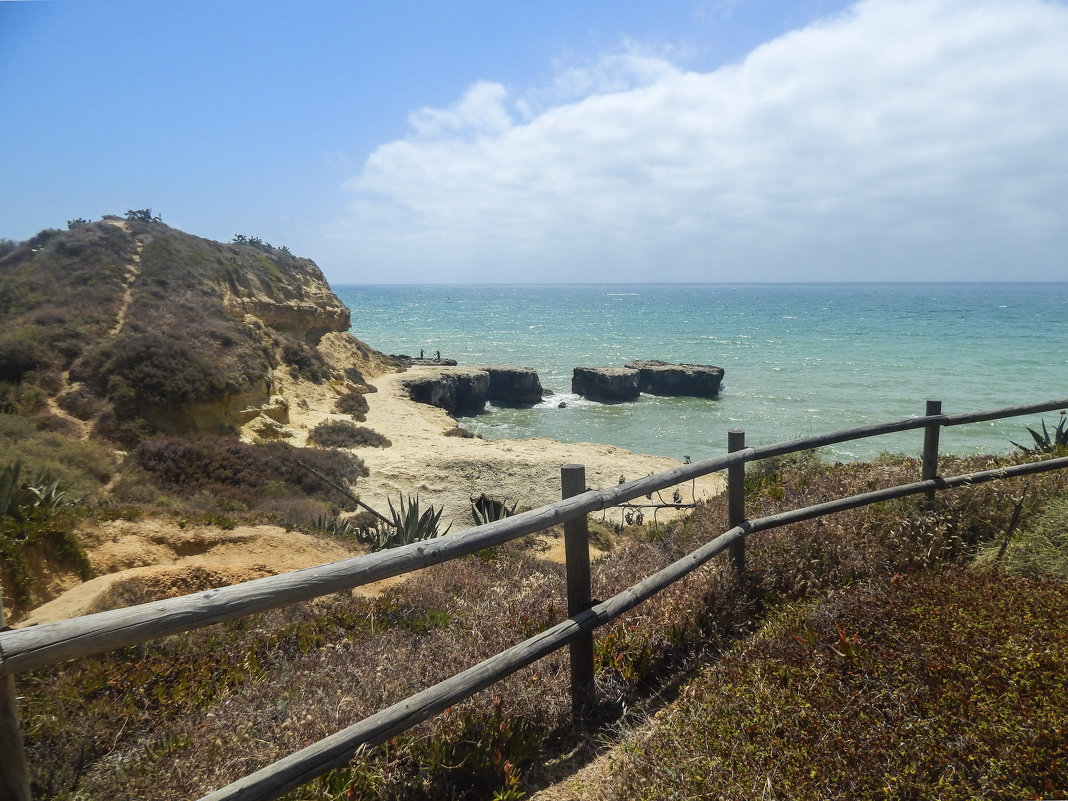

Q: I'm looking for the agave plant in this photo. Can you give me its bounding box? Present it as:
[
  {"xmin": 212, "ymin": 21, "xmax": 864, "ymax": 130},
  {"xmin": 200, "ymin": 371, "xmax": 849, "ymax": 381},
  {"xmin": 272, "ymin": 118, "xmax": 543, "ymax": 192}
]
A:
[
  {"xmin": 362, "ymin": 494, "xmax": 450, "ymax": 551},
  {"xmin": 1011, "ymin": 412, "xmax": 1068, "ymax": 454},
  {"xmin": 0, "ymin": 461, "xmax": 76, "ymax": 521},
  {"xmin": 470, "ymin": 494, "xmax": 519, "ymax": 527}
]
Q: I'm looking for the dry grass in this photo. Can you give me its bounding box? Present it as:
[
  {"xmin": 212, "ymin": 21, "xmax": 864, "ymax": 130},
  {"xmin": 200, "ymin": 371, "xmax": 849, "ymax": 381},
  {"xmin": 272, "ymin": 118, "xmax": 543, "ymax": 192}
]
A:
[{"xmin": 15, "ymin": 451, "xmax": 1068, "ymax": 800}]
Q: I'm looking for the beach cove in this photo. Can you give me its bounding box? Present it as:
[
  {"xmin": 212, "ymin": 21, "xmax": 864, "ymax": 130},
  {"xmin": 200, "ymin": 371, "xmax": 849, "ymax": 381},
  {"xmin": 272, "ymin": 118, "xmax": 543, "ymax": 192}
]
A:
[{"xmin": 338, "ymin": 283, "xmax": 1068, "ymax": 462}]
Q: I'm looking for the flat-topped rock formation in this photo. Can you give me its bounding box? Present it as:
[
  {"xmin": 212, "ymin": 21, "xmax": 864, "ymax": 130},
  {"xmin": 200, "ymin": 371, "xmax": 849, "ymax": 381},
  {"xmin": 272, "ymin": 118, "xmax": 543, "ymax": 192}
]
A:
[
  {"xmin": 399, "ymin": 366, "xmax": 545, "ymax": 414},
  {"xmin": 571, "ymin": 366, "xmax": 640, "ymax": 402},
  {"xmin": 486, "ymin": 366, "xmax": 544, "ymax": 406},
  {"xmin": 392, "ymin": 354, "xmax": 459, "ymax": 367},
  {"xmin": 625, "ymin": 360, "xmax": 724, "ymax": 398},
  {"xmin": 573, "ymin": 361, "xmax": 724, "ymax": 401}
]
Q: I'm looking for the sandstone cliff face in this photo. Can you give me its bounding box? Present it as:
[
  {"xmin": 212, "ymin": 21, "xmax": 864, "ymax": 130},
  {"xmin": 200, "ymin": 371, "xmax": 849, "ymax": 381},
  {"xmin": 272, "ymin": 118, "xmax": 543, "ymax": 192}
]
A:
[{"xmin": 222, "ymin": 257, "xmax": 351, "ymax": 345}]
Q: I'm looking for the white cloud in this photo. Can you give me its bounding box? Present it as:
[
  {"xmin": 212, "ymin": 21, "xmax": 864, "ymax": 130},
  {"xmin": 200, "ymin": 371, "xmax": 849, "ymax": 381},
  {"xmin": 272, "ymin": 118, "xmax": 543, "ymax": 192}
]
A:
[
  {"xmin": 407, "ymin": 80, "xmax": 513, "ymax": 137},
  {"xmin": 334, "ymin": 0, "xmax": 1068, "ymax": 282}
]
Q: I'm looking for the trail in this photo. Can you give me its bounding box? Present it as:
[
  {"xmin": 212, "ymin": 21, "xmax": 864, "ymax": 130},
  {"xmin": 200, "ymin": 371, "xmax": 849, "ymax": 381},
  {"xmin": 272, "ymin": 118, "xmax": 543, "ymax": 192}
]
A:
[{"xmin": 108, "ymin": 235, "xmax": 143, "ymax": 337}]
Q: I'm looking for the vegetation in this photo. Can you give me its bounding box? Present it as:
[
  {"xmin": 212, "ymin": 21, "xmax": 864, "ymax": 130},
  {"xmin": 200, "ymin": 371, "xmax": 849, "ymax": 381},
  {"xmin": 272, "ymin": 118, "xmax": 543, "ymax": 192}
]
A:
[
  {"xmin": 444, "ymin": 426, "xmax": 479, "ymax": 439},
  {"xmin": 336, "ymin": 389, "xmax": 370, "ymax": 420},
  {"xmin": 233, "ymin": 233, "xmax": 292, "ymax": 254},
  {"xmin": 978, "ymin": 495, "xmax": 1068, "ymax": 581},
  {"xmin": 131, "ymin": 436, "xmax": 367, "ymax": 512},
  {"xmin": 1012, "ymin": 411, "xmax": 1068, "ymax": 454},
  {"xmin": 0, "ymin": 218, "xmax": 357, "ymax": 443},
  {"xmin": 14, "ymin": 452, "xmax": 1067, "ymax": 800},
  {"xmin": 605, "ymin": 571, "xmax": 1068, "ymax": 801},
  {"xmin": 364, "ymin": 494, "xmax": 451, "ymax": 550},
  {"xmin": 471, "ymin": 494, "xmax": 518, "ymax": 526},
  {"xmin": 4, "ymin": 218, "xmax": 1065, "ymax": 799},
  {"xmin": 1, "ymin": 459, "xmax": 93, "ymax": 606},
  {"xmin": 309, "ymin": 419, "xmax": 391, "ymax": 449}
]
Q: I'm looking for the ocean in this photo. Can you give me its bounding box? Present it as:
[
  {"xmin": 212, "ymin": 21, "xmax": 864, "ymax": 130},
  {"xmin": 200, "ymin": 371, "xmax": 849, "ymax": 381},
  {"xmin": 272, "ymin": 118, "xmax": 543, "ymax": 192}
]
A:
[{"xmin": 334, "ymin": 284, "xmax": 1067, "ymax": 463}]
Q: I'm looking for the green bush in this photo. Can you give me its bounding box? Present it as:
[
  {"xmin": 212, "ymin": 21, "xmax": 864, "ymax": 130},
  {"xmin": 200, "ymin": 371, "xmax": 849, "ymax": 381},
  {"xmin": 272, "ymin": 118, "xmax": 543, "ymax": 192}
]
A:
[
  {"xmin": 309, "ymin": 420, "xmax": 391, "ymax": 448},
  {"xmin": 281, "ymin": 341, "xmax": 330, "ymax": 383},
  {"xmin": 133, "ymin": 436, "xmax": 367, "ymax": 511},
  {"xmin": 358, "ymin": 494, "xmax": 450, "ymax": 551},
  {"xmin": 0, "ymin": 329, "xmax": 48, "ymax": 382},
  {"xmin": 1, "ymin": 460, "xmax": 93, "ymax": 606},
  {"xmin": 78, "ymin": 331, "xmax": 230, "ymax": 408},
  {"xmin": 335, "ymin": 389, "xmax": 369, "ymax": 420},
  {"xmin": 0, "ymin": 414, "xmax": 118, "ymax": 496},
  {"xmin": 1012, "ymin": 412, "xmax": 1068, "ymax": 454}
]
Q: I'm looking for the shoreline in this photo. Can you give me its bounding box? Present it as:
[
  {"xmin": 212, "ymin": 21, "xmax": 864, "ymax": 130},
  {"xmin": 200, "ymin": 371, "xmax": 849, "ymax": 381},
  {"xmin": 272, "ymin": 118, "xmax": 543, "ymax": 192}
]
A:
[{"xmin": 348, "ymin": 368, "xmax": 725, "ymax": 530}]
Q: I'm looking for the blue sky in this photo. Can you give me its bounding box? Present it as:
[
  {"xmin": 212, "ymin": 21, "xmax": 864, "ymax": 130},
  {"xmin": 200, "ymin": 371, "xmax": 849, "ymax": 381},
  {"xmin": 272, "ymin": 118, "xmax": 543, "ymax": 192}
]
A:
[{"xmin": 2, "ymin": 0, "xmax": 1066, "ymax": 284}]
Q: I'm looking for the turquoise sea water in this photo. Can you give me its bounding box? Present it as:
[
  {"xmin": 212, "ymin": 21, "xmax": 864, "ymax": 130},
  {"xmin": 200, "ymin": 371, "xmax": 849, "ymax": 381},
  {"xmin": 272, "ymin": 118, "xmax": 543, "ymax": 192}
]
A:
[{"xmin": 335, "ymin": 284, "xmax": 1067, "ymax": 463}]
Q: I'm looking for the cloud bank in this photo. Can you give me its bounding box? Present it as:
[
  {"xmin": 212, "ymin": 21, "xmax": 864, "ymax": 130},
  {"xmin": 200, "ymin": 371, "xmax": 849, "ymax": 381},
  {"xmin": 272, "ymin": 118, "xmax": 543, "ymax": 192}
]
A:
[{"xmin": 335, "ymin": 0, "xmax": 1068, "ymax": 283}]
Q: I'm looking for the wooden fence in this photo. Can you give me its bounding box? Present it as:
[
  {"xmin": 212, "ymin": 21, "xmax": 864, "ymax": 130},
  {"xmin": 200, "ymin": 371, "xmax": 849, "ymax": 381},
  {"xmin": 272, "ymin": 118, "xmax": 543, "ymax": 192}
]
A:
[{"xmin": 2, "ymin": 398, "xmax": 1067, "ymax": 800}]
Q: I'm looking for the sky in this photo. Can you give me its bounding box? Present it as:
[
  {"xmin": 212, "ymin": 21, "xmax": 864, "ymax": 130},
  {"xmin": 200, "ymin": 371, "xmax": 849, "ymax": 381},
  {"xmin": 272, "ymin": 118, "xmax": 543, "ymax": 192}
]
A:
[{"xmin": 2, "ymin": 0, "xmax": 1067, "ymax": 284}]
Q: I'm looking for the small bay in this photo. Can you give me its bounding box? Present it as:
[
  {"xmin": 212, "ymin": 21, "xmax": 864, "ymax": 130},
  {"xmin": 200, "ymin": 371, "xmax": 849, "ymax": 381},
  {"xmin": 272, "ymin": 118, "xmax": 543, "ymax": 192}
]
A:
[{"xmin": 335, "ymin": 283, "xmax": 1067, "ymax": 462}]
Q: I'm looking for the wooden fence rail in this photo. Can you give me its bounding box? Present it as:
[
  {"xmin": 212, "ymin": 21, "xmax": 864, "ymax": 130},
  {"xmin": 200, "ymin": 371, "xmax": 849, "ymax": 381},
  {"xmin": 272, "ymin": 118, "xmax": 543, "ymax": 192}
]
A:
[{"xmin": 1, "ymin": 397, "xmax": 1066, "ymax": 801}]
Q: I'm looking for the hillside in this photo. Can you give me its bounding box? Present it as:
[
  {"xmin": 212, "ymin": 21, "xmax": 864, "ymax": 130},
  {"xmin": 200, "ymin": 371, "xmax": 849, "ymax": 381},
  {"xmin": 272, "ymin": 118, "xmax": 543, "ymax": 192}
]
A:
[{"xmin": 0, "ymin": 215, "xmax": 388, "ymax": 441}]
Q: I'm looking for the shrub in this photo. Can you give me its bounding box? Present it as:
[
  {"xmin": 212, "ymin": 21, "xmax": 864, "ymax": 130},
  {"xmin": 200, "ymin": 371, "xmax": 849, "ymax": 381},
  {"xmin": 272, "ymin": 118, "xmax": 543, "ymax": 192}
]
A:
[
  {"xmin": 335, "ymin": 390, "xmax": 369, "ymax": 420},
  {"xmin": 281, "ymin": 341, "xmax": 330, "ymax": 383},
  {"xmin": 470, "ymin": 494, "xmax": 518, "ymax": 526},
  {"xmin": 1011, "ymin": 411, "xmax": 1068, "ymax": 454},
  {"xmin": 1, "ymin": 460, "xmax": 93, "ymax": 606},
  {"xmin": 133, "ymin": 436, "xmax": 367, "ymax": 511},
  {"xmin": 0, "ymin": 414, "xmax": 118, "ymax": 496},
  {"xmin": 309, "ymin": 420, "xmax": 390, "ymax": 448},
  {"xmin": 0, "ymin": 381, "xmax": 48, "ymax": 415},
  {"xmin": 359, "ymin": 494, "xmax": 451, "ymax": 551},
  {"xmin": 78, "ymin": 331, "xmax": 230, "ymax": 408},
  {"xmin": 0, "ymin": 329, "xmax": 49, "ymax": 382},
  {"xmin": 444, "ymin": 426, "xmax": 479, "ymax": 439},
  {"xmin": 56, "ymin": 386, "xmax": 108, "ymax": 421}
]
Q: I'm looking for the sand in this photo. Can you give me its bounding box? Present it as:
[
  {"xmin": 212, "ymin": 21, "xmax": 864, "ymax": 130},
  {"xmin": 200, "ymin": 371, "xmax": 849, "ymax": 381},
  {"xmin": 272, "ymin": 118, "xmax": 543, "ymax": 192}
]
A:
[{"xmin": 350, "ymin": 368, "xmax": 724, "ymax": 530}]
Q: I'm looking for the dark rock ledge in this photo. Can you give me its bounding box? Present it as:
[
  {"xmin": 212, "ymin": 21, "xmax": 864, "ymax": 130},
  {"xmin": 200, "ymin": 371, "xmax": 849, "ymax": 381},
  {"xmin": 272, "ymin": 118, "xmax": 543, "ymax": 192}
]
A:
[
  {"xmin": 400, "ymin": 366, "xmax": 544, "ymax": 415},
  {"xmin": 572, "ymin": 361, "xmax": 724, "ymax": 402},
  {"xmin": 624, "ymin": 360, "xmax": 724, "ymax": 399}
]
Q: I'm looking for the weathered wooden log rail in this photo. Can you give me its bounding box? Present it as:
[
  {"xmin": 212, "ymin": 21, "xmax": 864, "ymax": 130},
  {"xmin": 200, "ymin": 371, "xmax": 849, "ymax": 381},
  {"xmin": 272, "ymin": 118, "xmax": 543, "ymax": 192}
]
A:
[{"xmin": 1, "ymin": 397, "xmax": 1066, "ymax": 801}]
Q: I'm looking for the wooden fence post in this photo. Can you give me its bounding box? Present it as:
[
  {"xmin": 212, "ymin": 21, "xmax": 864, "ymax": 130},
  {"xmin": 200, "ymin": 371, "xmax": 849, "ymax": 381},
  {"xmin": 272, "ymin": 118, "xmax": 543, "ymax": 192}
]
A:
[
  {"xmin": 922, "ymin": 400, "xmax": 942, "ymax": 499},
  {"xmin": 1, "ymin": 589, "xmax": 33, "ymax": 801},
  {"xmin": 561, "ymin": 464, "xmax": 595, "ymax": 718},
  {"xmin": 728, "ymin": 430, "xmax": 746, "ymax": 575}
]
